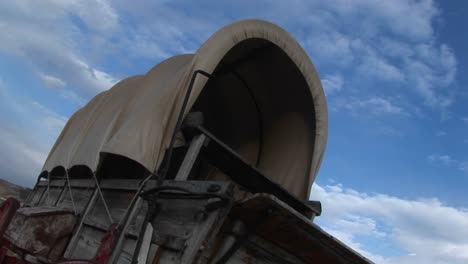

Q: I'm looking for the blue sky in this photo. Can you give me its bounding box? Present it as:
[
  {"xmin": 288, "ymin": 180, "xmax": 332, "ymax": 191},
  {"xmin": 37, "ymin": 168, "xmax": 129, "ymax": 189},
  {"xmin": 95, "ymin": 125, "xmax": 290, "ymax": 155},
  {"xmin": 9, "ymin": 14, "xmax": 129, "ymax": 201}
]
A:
[{"xmin": 0, "ymin": 1, "xmax": 467, "ymax": 263}]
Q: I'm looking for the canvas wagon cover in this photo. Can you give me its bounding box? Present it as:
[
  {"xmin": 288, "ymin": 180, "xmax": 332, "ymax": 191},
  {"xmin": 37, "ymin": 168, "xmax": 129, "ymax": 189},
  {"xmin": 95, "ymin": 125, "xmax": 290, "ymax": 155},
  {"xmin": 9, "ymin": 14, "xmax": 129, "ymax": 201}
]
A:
[{"xmin": 41, "ymin": 20, "xmax": 328, "ymax": 200}]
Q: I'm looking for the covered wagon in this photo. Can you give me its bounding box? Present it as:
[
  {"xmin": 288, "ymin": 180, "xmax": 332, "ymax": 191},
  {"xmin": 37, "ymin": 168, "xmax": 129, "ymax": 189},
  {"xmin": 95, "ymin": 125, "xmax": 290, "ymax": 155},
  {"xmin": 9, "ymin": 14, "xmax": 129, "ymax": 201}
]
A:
[{"xmin": 0, "ymin": 20, "xmax": 372, "ymax": 264}]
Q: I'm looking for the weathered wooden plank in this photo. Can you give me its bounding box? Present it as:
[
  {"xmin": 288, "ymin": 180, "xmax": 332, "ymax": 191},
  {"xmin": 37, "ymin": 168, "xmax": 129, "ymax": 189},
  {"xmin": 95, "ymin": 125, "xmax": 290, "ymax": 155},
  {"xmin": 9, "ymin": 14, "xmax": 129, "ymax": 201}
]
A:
[
  {"xmin": 110, "ymin": 197, "xmax": 143, "ymax": 264},
  {"xmin": 146, "ymin": 244, "xmax": 160, "ymax": 264},
  {"xmin": 143, "ymin": 180, "xmax": 233, "ymax": 196},
  {"xmin": 100, "ymin": 179, "xmax": 142, "ymax": 191},
  {"xmin": 64, "ymin": 189, "xmax": 99, "ymax": 258},
  {"xmin": 145, "ymin": 182, "xmax": 234, "ymax": 264},
  {"xmin": 180, "ymin": 208, "xmax": 223, "ymax": 263},
  {"xmin": 58, "ymin": 187, "xmax": 94, "ymax": 214},
  {"xmin": 230, "ymin": 194, "xmax": 373, "ymax": 264},
  {"xmin": 222, "ymin": 235, "xmax": 304, "ymax": 264},
  {"xmin": 116, "ymin": 238, "xmax": 137, "ymax": 264},
  {"xmin": 208, "ymin": 219, "xmax": 245, "ymax": 263},
  {"xmin": 194, "ymin": 126, "xmax": 318, "ymax": 218},
  {"xmin": 39, "ymin": 186, "xmax": 64, "ymax": 206},
  {"xmin": 5, "ymin": 208, "xmax": 77, "ymax": 262},
  {"xmin": 37, "ymin": 180, "xmax": 66, "ymax": 188},
  {"xmin": 87, "ymin": 190, "xmax": 135, "ymax": 228},
  {"xmin": 68, "ymin": 179, "xmax": 95, "ymax": 188},
  {"xmin": 137, "ymin": 224, "xmax": 153, "ymax": 264},
  {"xmin": 69, "ymin": 226, "xmax": 103, "ymax": 259},
  {"xmin": 27, "ymin": 186, "xmax": 46, "ymax": 206},
  {"xmin": 175, "ymin": 134, "xmax": 207, "ymax": 181},
  {"xmin": 128, "ymin": 200, "xmax": 149, "ymax": 235}
]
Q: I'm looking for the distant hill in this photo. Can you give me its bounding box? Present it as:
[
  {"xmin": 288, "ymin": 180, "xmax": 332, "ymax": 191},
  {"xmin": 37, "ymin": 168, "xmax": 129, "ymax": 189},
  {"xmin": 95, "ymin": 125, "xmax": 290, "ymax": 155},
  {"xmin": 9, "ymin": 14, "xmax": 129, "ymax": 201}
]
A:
[{"xmin": 0, "ymin": 179, "xmax": 31, "ymax": 202}]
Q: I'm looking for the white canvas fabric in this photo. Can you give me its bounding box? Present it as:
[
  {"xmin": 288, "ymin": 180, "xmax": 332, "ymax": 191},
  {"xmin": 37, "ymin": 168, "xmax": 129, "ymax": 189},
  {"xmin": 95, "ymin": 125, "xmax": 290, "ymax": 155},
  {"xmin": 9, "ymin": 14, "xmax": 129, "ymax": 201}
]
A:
[{"xmin": 41, "ymin": 19, "xmax": 328, "ymax": 200}]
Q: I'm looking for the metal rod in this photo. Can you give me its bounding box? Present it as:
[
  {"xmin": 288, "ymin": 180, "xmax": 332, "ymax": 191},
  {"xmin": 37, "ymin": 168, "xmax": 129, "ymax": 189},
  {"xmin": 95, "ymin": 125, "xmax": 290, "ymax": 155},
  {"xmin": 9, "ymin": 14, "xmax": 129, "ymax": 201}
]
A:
[
  {"xmin": 65, "ymin": 170, "xmax": 78, "ymax": 215},
  {"xmin": 46, "ymin": 171, "xmax": 51, "ymax": 204},
  {"xmin": 53, "ymin": 181, "xmax": 67, "ymax": 207},
  {"xmin": 92, "ymin": 174, "xmax": 114, "ymax": 224}
]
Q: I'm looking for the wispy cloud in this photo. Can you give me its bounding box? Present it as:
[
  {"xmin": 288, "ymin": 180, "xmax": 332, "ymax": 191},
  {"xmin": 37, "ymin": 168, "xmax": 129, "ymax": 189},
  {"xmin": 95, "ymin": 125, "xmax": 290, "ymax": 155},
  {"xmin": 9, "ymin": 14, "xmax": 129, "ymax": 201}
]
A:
[
  {"xmin": 321, "ymin": 74, "xmax": 344, "ymax": 95},
  {"xmin": 357, "ymin": 47, "xmax": 406, "ymax": 82},
  {"xmin": 39, "ymin": 73, "xmax": 66, "ymax": 89},
  {"xmin": 428, "ymin": 154, "xmax": 457, "ymax": 166},
  {"xmin": 0, "ymin": 0, "xmax": 459, "ymax": 110},
  {"xmin": 0, "ymin": 0, "xmax": 119, "ymax": 101},
  {"xmin": 428, "ymin": 154, "xmax": 468, "ymax": 173},
  {"xmin": 0, "ymin": 81, "xmax": 67, "ymax": 186},
  {"xmin": 459, "ymin": 162, "xmax": 468, "ymax": 173},
  {"xmin": 403, "ymin": 44, "xmax": 457, "ymax": 107},
  {"xmin": 311, "ymin": 183, "xmax": 468, "ymax": 264},
  {"xmin": 299, "ymin": 0, "xmax": 457, "ymax": 108},
  {"xmin": 333, "ymin": 96, "xmax": 408, "ymax": 116},
  {"xmin": 435, "ymin": 131, "xmax": 447, "ymax": 137}
]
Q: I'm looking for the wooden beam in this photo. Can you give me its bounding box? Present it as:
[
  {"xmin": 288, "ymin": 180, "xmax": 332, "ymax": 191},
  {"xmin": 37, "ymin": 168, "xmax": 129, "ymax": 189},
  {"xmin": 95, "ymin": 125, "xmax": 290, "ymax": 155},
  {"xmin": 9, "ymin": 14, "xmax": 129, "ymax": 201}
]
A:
[
  {"xmin": 174, "ymin": 134, "xmax": 207, "ymax": 181},
  {"xmin": 193, "ymin": 126, "xmax": 318, "ymax": 217},
  {"xmin": 64, "ymin": 189, "xmax": 99, "ymax": 258}
]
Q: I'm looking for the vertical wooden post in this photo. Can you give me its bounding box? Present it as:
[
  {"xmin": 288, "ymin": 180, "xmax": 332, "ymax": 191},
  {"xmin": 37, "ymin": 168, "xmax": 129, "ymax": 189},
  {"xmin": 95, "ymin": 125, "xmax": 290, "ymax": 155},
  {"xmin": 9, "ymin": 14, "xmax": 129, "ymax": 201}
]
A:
[{"xmin": 174, "ymin": 134, "xmax": 207, "ymax": 181}]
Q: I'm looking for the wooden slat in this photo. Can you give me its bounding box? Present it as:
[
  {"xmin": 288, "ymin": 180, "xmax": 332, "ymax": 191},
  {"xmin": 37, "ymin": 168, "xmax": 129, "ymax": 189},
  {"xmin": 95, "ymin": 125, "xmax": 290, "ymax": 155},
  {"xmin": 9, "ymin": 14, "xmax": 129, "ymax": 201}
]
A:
[
  {"xmin": 68, "ymin": 226, "xmax": 103, "ymax": 259},
  {"xmin": 193, "ymin": 126, "xmax": 318, "ymax": 217},
  {"xmin": 37, "ymin": 180, "xmax": 66, "ymax": 187},
  {"xmin": 68, "ymin": 179, "xmax": 95, "ymax": 188},
  {"xmin": 110, "ymin": 198, "xmax": 143, "ymax": 264},
  {"xmin": 175, "ymin": 134, "xmax": 206, "ymax": 181},
  {"xmin": 58, "ymin": 187, "xmax": 94, "ymax": 213},
  {"xmin": 146, "ymin": 181, "xmax": 234, "ymax": 263},
  {"xmin": 137, "ymin": 224, "xmax": 153, "ymax": 264},
  {"xmin": 142, "ymin": 180, "xmax": 233, "ymax": 196},
  {"xmin": 39, "ymin": 186, "xmax": 64, "ymax": 206},
  {"xmin": 231, "ymin": 194, "xmax": 373, "ymax": 264},
  {"xmin": 224, "ymin": 235, "xmax": 306, "ymax": 264},
  {"xmin": 27, "ymin": 186, "xmax": 46, "ymax": 206},
  {"xmin": 64, "ymin": 189, "xmax": 99, "ymax": 258},
  {"xmin": 100, "ymin": 179, "xmax": 142, "ymax": 191}
]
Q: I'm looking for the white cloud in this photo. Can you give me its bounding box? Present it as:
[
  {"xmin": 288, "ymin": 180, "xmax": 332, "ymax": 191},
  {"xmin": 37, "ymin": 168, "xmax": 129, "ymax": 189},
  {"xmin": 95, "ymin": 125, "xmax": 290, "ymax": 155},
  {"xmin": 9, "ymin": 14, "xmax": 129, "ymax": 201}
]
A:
[
  {"xmin": 358, "ymin": 52, "xmax": 405, "ymax": 82},
  {"xmin": 321, "ymin": 74, "xmax": 344, "ymax": 95},
  {"xmin": 403, "ymin": 44, "xmax": 457, "ymax": 108},
  {"xmin": 310, "ymin": 183, "xmax": 468, "ymax": 264},
  {"xmin": 458, "ymin": 162, "xmax": 468, "ymax": 173},
  {"xmin": 0, "ymin": 0, "xmax": 458, "ymax": 110},
  {"xmin": 71, "ymin": 0, "xmax": 119, "ymax": 32},
  {"xmin": 39, "ymin": 73, "xmax": 66, "ymax": 89},
  {"xmin": 0, "ymin": 82, "xmax": 67, "ymax": 187},
  {"xmin": 0, "ymin": 0, "xmax": 119, "ymax": 101},
  {"xmin": 299, "ymin": 0, "xmax": 456, "ymax": 108},
  {"xmin": 310, "ymin": 0, "xmax": 437, "ymax": 41},
  {"xmin": 435, "ymin": 131, "xmax": 447, "ymax": 137},
  {"xmin": 334, "ymin": 97, "xmax": 407, "ymax": 116},
  {"xmin": 306, "ymin": 32, "xmax": 354, "ymax": 66},
  {"xmin": 110, "ymin": 0, "xmax": 456, "ymax": 111},
  {"xmin": 0, "ymin": 128, "xmax": 48, "ymax": 185},
  {"xmin": 427, "ymin": 154, "xmax": 468, "ymax": 174},
  {"xmin": 428, "ymin": 154, "xmax": 457, "ymax": 166}
]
